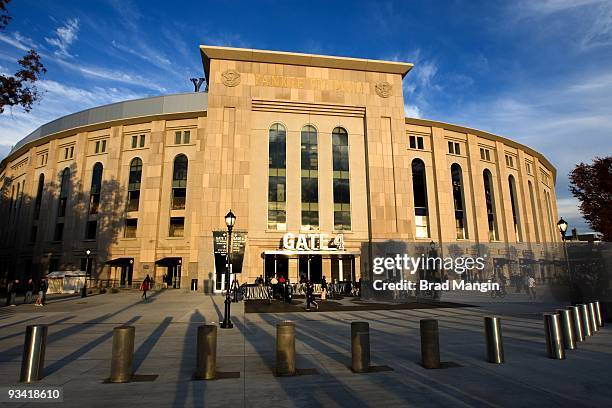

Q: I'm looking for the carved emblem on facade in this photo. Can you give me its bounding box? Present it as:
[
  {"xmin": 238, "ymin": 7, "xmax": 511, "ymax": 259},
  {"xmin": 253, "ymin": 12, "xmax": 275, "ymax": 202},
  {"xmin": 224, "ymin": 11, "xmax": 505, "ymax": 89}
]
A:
[
  {"xmin": 375, "ymin": 81, "xmax": 393, "ymax": 98},
  {"xmin": 221, "ymin": 70, "xmax": 241, "ymax": 87}
]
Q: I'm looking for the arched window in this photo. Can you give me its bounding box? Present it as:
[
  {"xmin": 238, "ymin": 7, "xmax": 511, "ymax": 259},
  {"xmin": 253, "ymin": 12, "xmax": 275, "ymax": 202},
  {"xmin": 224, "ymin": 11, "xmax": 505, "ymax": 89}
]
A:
[
  {"xmin": 528, "ymin": 181, "xmax": 540, "ymax": 243},
  {"xmin": 483, "ymin": 169, "xmax": 498, "ymax": 241},
  {"xmin": 33, "ymin": 174, "xmax": 44, "ymax": 220},
  {"xmin": 332, "ymin": 127, "xmax": 350, "ymax": 230},
  {"xmin": 127, "ymin": 158, "xmax": 142, "ymax": 212},
  {"xmin": 172, "ymin": 154, "xmax": 188, "ymax": 210},
  {"xmin": 544, "ymin": 190, "xmax": 555, "ymax": 242},
  {"xmin": 508, "ymin": 175, "xmax": 522, "ymax": 242},
  {"xmin": 412, "ymin": 159, "xmax": 429, "ymax": 238},
  {"xmin": 301, "ymin": 125, "xmax": 318, "ymax": 230},
  {"xmin": 89, "ymin": 163, "xmax": 103, "ymax": 215},
  {"xmin": 451, "ymin": 163, "xmax": 468, "ymax": 239},
  {"xmin": 268, "ymin": 123, "xmax": 286, "ymax": 230},
  {"xmin": 58, "ymin": 167, "xmax": 70, "ymax": 217}
]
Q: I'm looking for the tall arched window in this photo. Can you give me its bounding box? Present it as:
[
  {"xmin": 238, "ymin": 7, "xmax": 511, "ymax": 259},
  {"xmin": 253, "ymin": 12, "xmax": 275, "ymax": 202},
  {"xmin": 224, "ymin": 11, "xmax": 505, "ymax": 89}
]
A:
[
  {"xmin": 412, "ymin": 159, "xmax": 429, "ymax": 238},
  {"xmin": 508, "ymin": 175, "xmax": 522, "ymax": 242},
  {"xmin": 58, "ymin": 168, "xmax": 70, "ymax": 217},
  {"xmin": 127, "ymin": 158, "xmax": 142, "ymax": 212},
  {"xmin": 89, "ymin": 163, "xmax": 103, "ymax": 215},
  {"xmin": 451, "ymin": 163, "xmax": 467, "ymax": 239},
  {"xmin": 332, "ymin": 127, "xmax": 350, "ymax": 230},
  {"xmin": 483, "ymin": 169, "xmax": 498, "ymax": 241},
  {"xmin": 33, "ymin": 174, "xmax": 44, "ymax": 220},
  {"xmin": 301, "ymin": 125, "xmax": 318, "ymax": 230},
  {"xmin": 544, "ymin": 190, "xmax": 555, "ymax": 242},
  {"xmin": 268, "ymin": 123, "xmax": 286, "ymax": 230},
  {"xmin": 528, "ymin": 181, "xmax": 540, "ymax": 243},
  {"xmin": 172, "ymin": 154, "xmax": 188, "ymax": 210}
]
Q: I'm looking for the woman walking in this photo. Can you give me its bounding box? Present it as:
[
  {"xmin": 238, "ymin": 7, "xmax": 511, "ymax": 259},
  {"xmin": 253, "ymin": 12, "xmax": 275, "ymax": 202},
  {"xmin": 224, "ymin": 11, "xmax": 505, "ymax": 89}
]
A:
[{"xmin": 141, "ymin": 274, "xmax": 151, "ymax": 301}]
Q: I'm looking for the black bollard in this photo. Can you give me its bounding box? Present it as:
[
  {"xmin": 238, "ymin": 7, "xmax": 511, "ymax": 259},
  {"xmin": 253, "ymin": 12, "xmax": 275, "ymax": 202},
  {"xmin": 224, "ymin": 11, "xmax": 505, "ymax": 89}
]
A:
[
  {"xmin": 577, "ymin": 304, "xmax": 592, "ymax": 337},
  {"xmin": 594, "ymin": 301, "xmax": 603, "ymax": 328},
  {"xmin": 588, "ymin": 303, "xmax": 599, "ymax": 333},
  {"xmin": 194, "ymin": 324, "xmax": 217, "ymax": 380},
  {"xmin": 20, "ymin": 325, "xmax": 48, "ymax": 383},
  {"xmin": 484, "ymin": 317, "xmax": 504, "ymax": 364},
  {"xmin": 556, "ymin": 309, "xmax": 576, "ymax": 350},
  {"xmin": 109, "ymin": 326, "xmax": 135, "ymax": 383},
  {"xmin": 351, "ymin": 322, "xmax": 370, "ymax": 372},
  {"xmin": 420, "ymin": 319, "xmax": 440, "ymax": 369},
  {"xmin": 567, "ymin": 306, "xmax": 584, "ymax": 342},
  {"xmin": 544, "ymin": 313, "xmax": 565, "ymax": 360}
]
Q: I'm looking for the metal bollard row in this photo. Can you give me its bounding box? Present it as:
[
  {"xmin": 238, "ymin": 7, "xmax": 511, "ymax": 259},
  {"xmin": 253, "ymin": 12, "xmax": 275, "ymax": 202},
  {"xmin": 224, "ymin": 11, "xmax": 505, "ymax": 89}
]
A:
[
  {"xmin": 276, "ymin": 320, "xmax": 296, "ymax": 376},
  {"xmin": 420, "ymin": 319, "xmax": 440, "ymax": 369},
  {"xmin": 194, "ymin": 324, "xmax": 217, "ymax": 380},
  {"xmin": 484, "ymin": 317, "xmax": 504, "ymax": 364},
  {"xmin": 110, "ymin": 326, "xmax": 135, "ymax": 383},
  {"xmin": 20, "ymin": 325, "xmax": 48, "ymax": 383}
]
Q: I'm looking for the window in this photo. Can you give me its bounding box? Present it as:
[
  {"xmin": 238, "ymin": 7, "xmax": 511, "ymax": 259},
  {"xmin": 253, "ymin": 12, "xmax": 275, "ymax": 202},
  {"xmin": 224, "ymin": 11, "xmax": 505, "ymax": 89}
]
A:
[
  {"xmin": 169, "ymin": 217, "xmax": 184, "ymax": 237},
  {"xmin": 95, "ymin": 141, "xmax": 100, "ymax": 153},
  {"xmin": 95, "ymin": 140, "xmax": 107, "ymax": 154},
  {"xmin": 86, "ymin": 220, "xmax": 97, "ymax": 240},
  {"xmin": 451, "ymin": 163, "xmax": 467, "ymax": 239},
  {"xmin": 33, "ymin": 174, "xmax": 44, "ymax": 220},
  {"xmin": 505, "ymin": 154, "xmax": 514, "ymax": 168},
  {"xmin": 268, "ymin": 123, "xmax": 286, "ymax": 230},
  {"xmin": 69, "ymin": 146, "xmax": 74, "ymax": 158},
  {"xmin": 301, "ymin": 125, "xmax": 318, "ymax": 230},
  {"xmin": 480, "ymin": 148, "xmax": 491, "ymax": 161},
  {"xmin": 528, "ymin": 181, "xmax": 540, "ymax": 243},
  {"xmin": 124, "ymin": 218, "xmax": 137, "ymax": 238},
  {"xmin": 483, "ymin": 169, "xmax": 498, "ymax": 241},
  {"xmin": 526, "ymin": 162, "xmax": 532, "ymax": 174},
  {"xmin": 172, "ymin": 154, "xmax": 188, "ymax": 210},
  {"xmin": 174, "ymin": 130, "xmax": 191, "ymax": 144},
  {"xmin": 412, "ymin": 159, "xmax": 429, "ymax": 238},
  {"xmin": 89, "ymin": 163, "xmax": 103, "ymax": 214},
  {"xmin": 139, "ymin": 134, "xmax": 145, "ymax": 148},
  {"xmin": 131, "ymin": 136, "xmax": 138, "ymax": 149},
  {"xmin": 64, "ymin": 148, "xmax": 69, "ymax": 159},
  {"xmin": 54, "ymin": 222, "xmax": 64, "ymax": 241},
  {"xmin": 409, "ymin": 135, "xmax": 424, "ymax": 150},
  {"xmin": 332, "ymin": 127, "xmax": 351, "ymax": 230},
  {"xmin": 448, "ymin": 141, "xmax": 460, "ymax": 155},
  {"xmin": 127, "ymin": 158, "xmax": 142, "ymax": 212},
  {"xmin": 58, "ymin": 168, "xmax": 70, "ymax": 217},
  {"xmin": 102, "ymin": 140, "xmax": 107, "ymax": 152},
  {"xmin": 508, "ymin": 175, "xmax": 522, "ymax": 242}
]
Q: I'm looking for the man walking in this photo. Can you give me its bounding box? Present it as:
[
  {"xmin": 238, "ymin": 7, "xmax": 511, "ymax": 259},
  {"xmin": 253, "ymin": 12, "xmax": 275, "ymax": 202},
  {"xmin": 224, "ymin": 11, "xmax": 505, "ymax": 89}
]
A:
[
  {"xmin": 7, "ymin": 279, "xmax": 19, "ymax": 306},
  {"xmin": 24, "ymin": 278, "xmax": 34, "ymax": 304}
]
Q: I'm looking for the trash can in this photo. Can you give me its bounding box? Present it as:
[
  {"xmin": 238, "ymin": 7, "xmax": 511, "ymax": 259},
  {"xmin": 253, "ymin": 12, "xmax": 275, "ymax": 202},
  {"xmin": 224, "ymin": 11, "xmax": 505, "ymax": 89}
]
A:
[{"xmin": 191, "ymin": 279, "xmax": 198, "ymax": 291}]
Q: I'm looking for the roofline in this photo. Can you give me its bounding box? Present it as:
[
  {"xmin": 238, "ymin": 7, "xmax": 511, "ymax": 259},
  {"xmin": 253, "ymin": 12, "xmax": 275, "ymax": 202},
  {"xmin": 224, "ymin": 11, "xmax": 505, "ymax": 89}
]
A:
[
  {"xmin": 1, "ymin": 92, "xmax": 208, "ymax": 169},
  {"xmin": 199, "ymin": 44, "xmax": 414, "ymax": 84},
  {"xmin": 405, "ymin": 117, "xmax": 557, "ymax": 182}
]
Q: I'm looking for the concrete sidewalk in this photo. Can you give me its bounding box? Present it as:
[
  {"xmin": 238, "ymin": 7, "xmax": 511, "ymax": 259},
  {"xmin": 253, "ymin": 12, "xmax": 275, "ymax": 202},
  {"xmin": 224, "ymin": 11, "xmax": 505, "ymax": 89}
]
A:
[{"xmin": 0, "ymin": 290, "xmax": 610, "ymax": 407}]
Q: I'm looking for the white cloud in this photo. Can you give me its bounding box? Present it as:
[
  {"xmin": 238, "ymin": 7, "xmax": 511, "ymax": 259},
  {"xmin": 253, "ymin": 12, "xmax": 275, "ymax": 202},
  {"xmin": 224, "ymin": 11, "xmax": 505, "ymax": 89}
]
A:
[
  {"xmin": 0, "ymin": 31, "xmax": 35, "ymax": 52},
  {"xmin": 45, "ymin": 18, "xmax": 80, "ymax": 57}
]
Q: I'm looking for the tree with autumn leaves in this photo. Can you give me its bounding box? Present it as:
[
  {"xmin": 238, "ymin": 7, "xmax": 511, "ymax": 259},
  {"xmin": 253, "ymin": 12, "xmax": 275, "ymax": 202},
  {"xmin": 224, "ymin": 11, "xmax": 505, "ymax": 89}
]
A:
[
  {"xmin": 569, "ymin": 156, "xmax": 612, "ymax": 241},
  {"xmin": 0, "ymin": 0, "xmax": 46, "ymax": 114}
]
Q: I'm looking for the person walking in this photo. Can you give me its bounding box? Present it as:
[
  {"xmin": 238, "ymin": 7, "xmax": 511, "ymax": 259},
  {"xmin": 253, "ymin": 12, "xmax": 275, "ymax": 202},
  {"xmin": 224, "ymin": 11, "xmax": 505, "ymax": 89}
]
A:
[
  {"xmin": 24, "ymin": 278, "xmax": 34, "ymax": 304},
  {"xmin": 141, "ymin": 274, "xmax": 151, "ymax": 301},
  {"xmin": 321, "ymin": 275, "xmax": 328, "ymax": 300},
  {"xmin": 528, "ymin": 274, "xmax": 537, "ymax": 300},
  {"xmin": 35, "ymin": 279, "xmax": 44, "ymax": 307},
  {"xmin": 7, "ymin": 279, "xmax": 19, "ymax": 306},
  {"xmin": 39, "ymin": 278, "xmax": 48, "ymax": 306},
  {"xmin": 305, "ymin": 280, "xmax": 318, "ymax": 311}
]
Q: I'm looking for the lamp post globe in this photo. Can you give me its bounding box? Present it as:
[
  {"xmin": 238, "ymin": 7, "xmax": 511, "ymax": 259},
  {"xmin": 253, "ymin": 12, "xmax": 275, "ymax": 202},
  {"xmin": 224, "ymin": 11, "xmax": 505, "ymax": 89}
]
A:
[
  {"xmin": 221, "ymin": 210, "xmax": 236, "ymax": 329},
  {"xmin": 557, "ymin": 217, "xmax": 568, "ymax": 239}
]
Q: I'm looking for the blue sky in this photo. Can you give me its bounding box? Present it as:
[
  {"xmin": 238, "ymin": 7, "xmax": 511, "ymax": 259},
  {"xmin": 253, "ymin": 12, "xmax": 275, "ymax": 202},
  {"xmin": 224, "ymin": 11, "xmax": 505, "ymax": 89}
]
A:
[{"xmin": 1, "ymin": 0, "xmax": 611, "ymax": 233}]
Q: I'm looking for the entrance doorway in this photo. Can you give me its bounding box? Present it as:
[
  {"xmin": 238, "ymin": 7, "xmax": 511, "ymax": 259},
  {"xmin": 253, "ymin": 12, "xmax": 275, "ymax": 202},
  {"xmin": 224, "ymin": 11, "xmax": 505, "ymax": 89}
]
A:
[
  {"xmin": 331, "ymin": 256, "xmax": 355, "ymax": 283},
  {"xmin": 214, "ymin": 253, "xmax": 236, "ymax": 293},
  {"xmin": 155, "ymin": 257, "xmax": 182, "ymax": 289},
  {"xmin": 264, "ymin": 255, "xmax": 289, "ymax": 282},
  {"xmin": 299, "ymin": 255, "xmax": 322, "ymax": 283}
]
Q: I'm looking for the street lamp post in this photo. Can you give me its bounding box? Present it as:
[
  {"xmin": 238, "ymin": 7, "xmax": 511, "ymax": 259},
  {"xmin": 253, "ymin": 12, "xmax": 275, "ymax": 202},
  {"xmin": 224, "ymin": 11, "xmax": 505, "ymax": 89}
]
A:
[
  {"xmin": 221, "ymin": 210, "xmax": 236, "ymax": 329},
  {"xmin": 557, "ymin": 218, "xmax": 574, "ymax": 303},
  {"xmin": 81, "ymin": 249, "xmax": 91, "ymax": 298}
]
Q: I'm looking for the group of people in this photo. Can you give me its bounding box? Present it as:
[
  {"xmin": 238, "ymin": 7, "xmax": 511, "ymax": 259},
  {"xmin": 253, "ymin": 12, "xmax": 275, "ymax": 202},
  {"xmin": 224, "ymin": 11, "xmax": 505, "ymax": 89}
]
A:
[
  {"xmin": 5, "ymin": 277, "xmax": 48, "ymax": 307},
  {"xmin": 256, "ymin": 274, "xmax": 293, "ymax": 303}
]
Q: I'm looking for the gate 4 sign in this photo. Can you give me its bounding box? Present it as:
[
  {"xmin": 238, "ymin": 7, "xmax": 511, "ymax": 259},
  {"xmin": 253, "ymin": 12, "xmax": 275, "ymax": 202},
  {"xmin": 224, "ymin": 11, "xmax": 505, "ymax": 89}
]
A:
[{"xmin": 282, "ymin": 233, "xmax": 345, "ymax": 251}]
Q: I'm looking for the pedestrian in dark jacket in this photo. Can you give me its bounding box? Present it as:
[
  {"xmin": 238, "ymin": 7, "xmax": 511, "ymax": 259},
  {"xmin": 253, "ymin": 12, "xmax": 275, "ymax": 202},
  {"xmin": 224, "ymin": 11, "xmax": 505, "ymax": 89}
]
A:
[
  {"xmin": 39, "ymin": 279, "xmax": 48, "ymax": 305},
  {"xmin": 24, "ymin": 278, "xmax": 34, "ymax": 304},
  {"xmin": 305, "ymin": 280, "xmax": 318, "ymax": 311},
  {"xmin": 7, "ymin": 279, "xmax": 19, "ymax": 306}
]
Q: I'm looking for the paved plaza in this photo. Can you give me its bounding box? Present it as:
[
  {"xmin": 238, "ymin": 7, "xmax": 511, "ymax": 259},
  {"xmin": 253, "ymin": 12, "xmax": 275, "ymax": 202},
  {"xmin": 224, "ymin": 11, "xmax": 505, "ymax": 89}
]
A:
[{"xmin": 0, "ymin": 290, "xmax": 611, "ymax": 407}]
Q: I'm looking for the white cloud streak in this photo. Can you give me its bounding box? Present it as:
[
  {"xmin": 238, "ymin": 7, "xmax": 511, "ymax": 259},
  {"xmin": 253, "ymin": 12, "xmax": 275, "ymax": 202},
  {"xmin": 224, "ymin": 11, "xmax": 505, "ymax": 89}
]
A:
[{"xmin": 45, "ymin": 18, "xmax": 80, "ymax": 57}]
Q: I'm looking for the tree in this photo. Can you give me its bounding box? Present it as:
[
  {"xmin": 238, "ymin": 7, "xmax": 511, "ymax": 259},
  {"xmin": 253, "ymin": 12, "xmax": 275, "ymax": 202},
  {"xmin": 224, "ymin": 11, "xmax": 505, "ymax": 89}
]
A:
[
  {"xmin": 569, "ymin": 156, "xmax": 612, "ymax": 241},
  {"xmin": 0, "ymin": 0, "xmax": 46, "ymax": 114}
]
